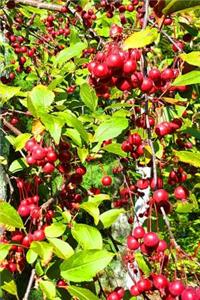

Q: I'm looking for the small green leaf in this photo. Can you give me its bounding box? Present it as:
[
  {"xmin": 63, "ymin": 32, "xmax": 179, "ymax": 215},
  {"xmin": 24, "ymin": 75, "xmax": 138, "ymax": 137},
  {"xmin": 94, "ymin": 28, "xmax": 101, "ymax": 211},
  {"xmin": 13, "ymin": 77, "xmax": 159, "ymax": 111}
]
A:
[
  {"xmin": 0, "ymin": 244, "xmax": 11, "ymax": 261},
  {"xmin": 80, "ymin": 202, "xmax": 100, "ymax": 225},
  {"xmin": 163, "ymin": 0, "xmax": 200, "ymax": 15},
  {"xmin": 54, "ymin": 42, "xmax": 87, "ymax": 67},
  {"xmin": 174, "ymin": 150, "xmax": 200, "ymax": 167},
  {"xmin": 60, "ymin": 249, "xmax": 114, "ymax": 282},
  {"xmin": 26, "ymin": 249, "xmax": 38, "ymax": 264},
  {"xmin": 172, "ymin": 70, "xmax": 200, "ymax": 86},
  {"xmin": 0, "ymin": 202, "xmax": 24, "ymax": 229},
  {"xmin": 68, "ymin": 285, "xmax": 100, "ymax": 300},
  {"xmin": 80, "ymin": 83, "xmax": 98, "ymax": 112},
  {"xmin": 71, "ymin": 223, "xmax": 103, "ymax": 250},
  {"xmin": 45, "ymin": 223, "xmax": 66, "ymax": 238},
  {"xmin": 64, "ymin": 128, "xmax": 82, "ymax": 147},
  {"xmin": 51, "ymin": 175, "xmax": 63, "ymax": 195},
  {"xmin": 99, "ymin": 208, "xmax": 125, "ymax": 228},
  {"xmin": 40, "ymin": 113, "xmax": 65, "ymax": 144},
  {"xmin": 182, "ymin": 127, "xmax": 200, "ymax": 139},
  {"xmin": 179, "ymin": 51, "xmax": 200, "ymax": 67},
  {"xmin": 135, "ymin": 253, "xmax": 150, "ymax": 276},
  {"xmin": 9, "ymin": 158, "xmax": 28, "ymax": 173},
  {"xmin": 30, "ymin": 241, "xmax": 53, "ymax": 266},
  {"xmin": 28, "ymin": 85, "xmax": 55, "ymax": 118},
  {"xmin": 0, "ymin": 83, "xmax": 21, "ymax": 103},
  {"xmin": 2, "ymin": 280, "xmax": 18, "ymax": 298},
  {"xmin": 48, "ymin": 76, "xmax": 64, "ymax": 90},
  {"xmin": 123, "ymin": 27, "xmax": 158, "ymax": 50},
  {"xmin": 77, "ymin": 147, "xmax": 88, "ymax": 163},
  {"xmin": 103, "ymin": 143, "xmax": 127, "ymax": 157},
  {"xmin": 12, "ymin": 133, "xmax": 32, "ymax": 151},
  {"xmin": 39, "ymin": 280, "xmax": 56, "ymax": 300},
  {"xmin": 94, "ymin": 117, "xmax": 128, "ymax": 143},
  {"xmin": 48, "ymin": 238, "xmax": 74, "ymax": 260}
]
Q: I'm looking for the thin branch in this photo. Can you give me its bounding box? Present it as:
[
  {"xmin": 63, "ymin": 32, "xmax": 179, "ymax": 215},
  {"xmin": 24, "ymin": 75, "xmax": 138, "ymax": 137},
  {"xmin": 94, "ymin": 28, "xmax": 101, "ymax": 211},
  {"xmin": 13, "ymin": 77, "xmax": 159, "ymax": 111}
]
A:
[
  {"xmin": 142, "ymin": 0, "xmax": 150, "ymax": 29},
  {"xmin": 1, "ymin": 117, "xmax": 22, "ymax": 136},
  {"xmin": 148, "ymin": 19, "xmax": 185, "ymax": 53},
  {"xmin": 15, "ymin": 0, "xmax": 62, "ymax": 11},
  {"xmin": 22, "ymin": 269, "xmax": 36, "ymax": 300},
  {"xmin": 160, "ymin": 207, "xmax": 178, "ymax": 247},
  {"xmin": 40, "ymin": 197, "xmax": 56, "ymax": 210}
]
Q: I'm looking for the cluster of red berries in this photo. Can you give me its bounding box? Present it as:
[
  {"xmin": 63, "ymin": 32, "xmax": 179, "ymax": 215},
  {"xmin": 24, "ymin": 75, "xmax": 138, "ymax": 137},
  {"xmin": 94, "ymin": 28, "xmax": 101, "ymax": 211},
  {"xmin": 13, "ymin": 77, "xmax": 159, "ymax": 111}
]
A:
[
  {"xmin": 155, "ymin": 118, "xmax": 183, "ymax": 137},
  {"xmin": 25, "ymin": 138, "xmax": 57, "ymax": 174},
  {"xmin": 79, "ymin": 8, "xmax": 96, "ymax": 27},
  {"xmin": 43, "ymin": 14, "xmax": 70, "ymax": 40},
  {"xmin": 130, "ymin": 276, "xmax": 200, "ymax": 300},
  {"xmin": 168, "ymin": 167, "xmax": 187, "ymax": 185},
  {"xmin": 0, "ymin": 241, "xmax": 25, "ymax": 273},
  {"xmin": 121, "ymin": 132, "xmax": 144, "ymax": 159},
  {"xmin": 107, "ymin": 286, "xmax": 125, "ymax": 300},
  {"xmin": 88, "ymin": 42, "xmax": 183, "ymax": 99}
]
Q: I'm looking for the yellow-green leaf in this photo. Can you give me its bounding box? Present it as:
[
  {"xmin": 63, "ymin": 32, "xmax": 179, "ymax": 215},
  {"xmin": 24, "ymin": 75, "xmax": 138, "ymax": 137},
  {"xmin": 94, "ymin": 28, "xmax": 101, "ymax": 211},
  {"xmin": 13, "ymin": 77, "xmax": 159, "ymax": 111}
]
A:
[{"xmin": 123, "ymin": 27, "xmax": 158, "ymax": 50}]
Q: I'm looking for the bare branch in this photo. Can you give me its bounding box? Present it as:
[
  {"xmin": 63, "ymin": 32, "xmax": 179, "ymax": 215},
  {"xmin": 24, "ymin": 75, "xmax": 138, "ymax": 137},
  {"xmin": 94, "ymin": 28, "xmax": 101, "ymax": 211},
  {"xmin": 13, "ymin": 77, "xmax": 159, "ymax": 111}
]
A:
[
  {"xmin": 15, "ymin": 0, "xmax": 62, "ymax": 12},
  {"xmin": 22, "ymin": 269, "xmax": 36, "ymax": 300}
]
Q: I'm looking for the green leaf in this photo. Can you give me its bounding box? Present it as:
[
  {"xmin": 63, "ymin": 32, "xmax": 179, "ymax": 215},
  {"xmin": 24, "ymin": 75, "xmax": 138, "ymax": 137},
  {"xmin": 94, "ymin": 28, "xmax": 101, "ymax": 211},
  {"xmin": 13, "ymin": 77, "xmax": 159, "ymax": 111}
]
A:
[
  {"xmin": 80, "ymin": 83, "xmax": 98, "ymax": 112},
  {"xmin": 182, "ymin": 127, "xmax": 200, "ymax": 139},
  {"xmin": 40, "ymin": 113, "xmax": 65, "ymax": 144},
  {"xmin": 57, "ymin": 111, "xmax": 89, "ymax": 143},
  {"xmin": 77, "ymin": 147, "xmax": 88, "ymax": 163},
  {"xmin": 71, "ymin": 223, "xmax": 103, "ymax": 250},
  {"xmin": 163, "ymin": 0, "xmax": 200, "ymax": 15},
  {"xmin": 0, "ymin": 244, "xmax": 11, "ymax": 261},
  {"xmin": 12, "ymin": 133, "xmax": 32, "ymax": 151},
  {"xmin": 179, "ymin": 51, "xmax": 200, "ymax": 67},
  {"xmin": 45, "ymin": 223, "xmax": 66, "ymax": 238},
  {"xmin": 0, "ymin": 83, "xmax": 21, "ymax": 103},
  {"xmin": 28, "ymin": 85, "xmax": 55, "ymax": 118},
  {"xmin": 123, "ymin": 27, "xmax": 158, "ymax": 50},
  {"xmin": 64, "ymin": 128, "xmax": 82, "ymax": 147},
  {"xmin": 48, "ymin": 238, "xmax": 74, "ymax": 260},
  {"xmin": 48, "ymin": 76, "xmax": 64, "ymax": 90},
  {"xmin": 80, "ymin": 202, "xmax": 100, "ymax": 225},
  {"xmin": 68, "ymin": 286, "xmax": 100, "ymax": 300},
  {"xmin": 135, "ymin": 253, "xmax": 150, "ymax": 276},
  {"xmin": 51, "ymin": 175, "xmax": 63, "ymax": 195},
  {"xmin": 94, "ymin": 117, "xmax": 128, "ymax": 143},
  {"xmin": 179, "ymin": 22, "xmax": 198, "ymax": 37},
  {"xmin": 2, "ymin": 280, "xmax": 18, "ymax": 298},
  {"xmin": 30, "ymin": 241, "xmax": 53, "ymax": 266},
  {"xmin": 174, "ymin": 150, "xmax": 200, "ymax": 167},
  {"xmin": 9, "ymin": 158, "xmax": 28, "ymax": 173},
  {"xmin": 60, "ymin": 249, "xmax": 114, "ymax": 282},
  {"xmin": 103, "ymin": 143, "xmax": 127, "ymax": 157},
  {"xmin": 99, "ymin": 208, "xmax": 125, "ymax": 228},
  {"xmin": 172, "ymin": 71, "xmax": 200, "ymax": 86},
  {"xmin": 176, "ymin": 202, "xmax": 195, "ymax": 213},
  {"xmin": 0, "ymin": 202, "xmax": 24, "ymax": 229},
  {"xmin": 88, "ymin": 194, "xmax": 110, "ymax": 206},
  {"xmin": 54, "ymin": 42, "xmax": 87, "ymax": 67},
  {"xmin": 26, "ymin": 249, "xmax": 38, "ymax": 264},
  {"xmin": 39, "ymin": 280, "xmax": 56, "ymax": 300}
]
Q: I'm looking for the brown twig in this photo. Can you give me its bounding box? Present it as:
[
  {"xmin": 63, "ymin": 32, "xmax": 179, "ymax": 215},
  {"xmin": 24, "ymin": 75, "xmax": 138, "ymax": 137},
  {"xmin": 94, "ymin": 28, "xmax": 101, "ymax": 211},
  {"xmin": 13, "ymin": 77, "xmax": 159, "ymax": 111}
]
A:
[
  {"xmin": 15, "ymin": 0, "xmax": 62, "ymax": 11},
  {"xmin": 1, "ymin": 117, "xmax": 22, "ymax": 136},
  {"xmin": 40, "ymin": 197, "xmax": 56, "ymax": 211}
]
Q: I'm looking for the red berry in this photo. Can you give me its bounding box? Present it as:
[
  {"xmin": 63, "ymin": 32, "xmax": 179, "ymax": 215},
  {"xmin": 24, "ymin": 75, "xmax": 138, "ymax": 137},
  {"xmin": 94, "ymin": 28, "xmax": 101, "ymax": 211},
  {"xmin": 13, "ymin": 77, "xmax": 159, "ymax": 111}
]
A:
[
  {"xmin": 137, "ymin": 278, "xmax": 152, "ymax": 293},
  {"xmin": 33, "ymin": 229, "xmax": 45, "ymax": 241},
  {"xmin": 116, "ymin": 78, "xmax": 132, "ymax": 91},
  {"xmin": 93, "ymin": 63, "xmax": 109, "ymax": 78},
  {"xmin": 181, "ymin": 288, "xmax": 197, "ymax": 300},
  {"xmin": 18, "ymin": 205, "xmax": 30, "ymax": 217},
  {"xmin": 155, "ymin": 122, "xmax": 171, "ymax": 137},
  {"xmin": 128, "ymin": 133, "xmax": 142, "ymax": 146},
  {"xmin": 22, "ymin": 235, "xmax": 32, "ymax": 248},
  {"xmin": 153, "ymin": 189, "xmax": 169, "ymax": 205},
  {"xmin": 123, "ymin": 59, "xmax": 137, "ymax": 74},
  {"xmin": 101, "ymin": 176, "xmax": 112, "ymax": 186},
  {"xmin": 107, "ymin": 292, "xmax": 120, "ymax": 300},
  {"xmin": 156, "ymin": 239, "xmax": 168, "ymax": 252},
  {"xmin": 57, "ymin": 280, "xmax": 67, "ymax": 288},
  {"xmin": 169, "ymin": 280, "xmax": 185, "ymax": 296},
  {"xmin": 106, "ymin": 53, "xmax": 124, "ymax": 69},
  {"xmin": 127, "ymin": 235, "xmax": 140, "ymax": 250},
  {"xmin": 133, "ymin": 226, "xmax": 145, "ymax": 239},
  {"xmin": 75, "ymin": 166, "xmax": 86, "ymax": 175},
  {"xmin": 143, "ymin": 232, "xmax": 159, "ymax": 248},
  {"xmin": 153, "ymin": 274, "xmax": 168, "ymax": 290},
  {"xmin": 140, "ymin": 77, "xmax": 153, "ymax": 92},
  {"xmin": 46, "ymin": 150, "xmax": 57, "ymax": 162},
  {"xmin": 148, "ymin": 68, "xmax": 161, "ymax": 82},
  {"xmin": 8, "ymin": 262, "xmax": 17, "ymax": 273},
  {"xmin": 161, "ymin": 68, "xmax": 174, "ymax": 81},
  {"xmin": 43, "ymin": 163, "xmax": 55, "ymax": 174},
  {"xmin": 115, "ymin": 287, "xmax": 125, "ymax": 298},
  {"xmin": 121, "ymin": 140, "xmax": 132, "ymax": 152},
  {"xmin": 130, "ymin": 285, "xmax": 140, "ymax": 296},
  {"xmin": 32, "ymin": 146, "xmax": 46, "ymax": 160},
  {"xmin": 174, "ymin": 186, "xmax": 189, "ymax": 200}
]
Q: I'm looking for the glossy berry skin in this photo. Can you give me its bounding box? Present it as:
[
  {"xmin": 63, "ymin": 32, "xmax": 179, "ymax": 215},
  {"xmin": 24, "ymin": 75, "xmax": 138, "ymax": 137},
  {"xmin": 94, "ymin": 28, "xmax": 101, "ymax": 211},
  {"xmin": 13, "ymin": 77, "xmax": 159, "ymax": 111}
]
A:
[
  {"xmin": 143, "ymin": 232, "xmax": 159, "ymax": 248},
  {"xmin": 106, "ymin": 53, "xmax": 124, "ymax": 69},
  {"xmin": 43, "ymin": 163, "xmax": 55, "ymax": 174},
  {"xmin": 169, "ymin": 280, "xmax": 185, "ymax": 296},
  {"xmin": 156, "ymin": 239, "xmax": 168, "ymax": 252},
  {"xmin": 148, "ymin": 68, "xmax": 161, "ymax": 82},
  {"xmin": 33, "ymin": 229, "xmax": 45, "ymax": 241},
  {"xmin": 115, "ymin": 287, "xmax": 125, "ymax": 298},
  {"xmin": 18, "ymin": 205, "xmax": 30, "ymax": 217},
  {"xmin": 123, "ymin": 59, "xmax": 137, "ymax": 74},
  {"xmin": 130, "ymin": 285, "xmax": 140, "ymax": 296},
  {"xmin": 93, "ymin": 63, "xmax": 109, "ymax": 78},
  {"xmin": 174, "ymin": 186, "xmax": 189, "ymax": 200},
  {"xmin": 127, "ymin": 235, "xmax": 140, "ymax": 250},
  {"xmin": 57, "ymin": 280, "xmax": 67, "ymax": 288},
  {"xmin": 161, "ymin": 68, "xmax": 174, "ymax": 81},
  {"xmin": 155, "ymin": 122, "xmax": 171, "ymax": 137},
  {"xmin": 121, "ymin": 140, "xmax": 132, "ymax": 152},
  {"xmin": 181, "ymin": 288, "xmax": 197, "ymax": 300},
  {"xmin": 46, "ymin": 151, "xmax": 57, "ymax": 162},
  {"xmin": 137, "ymin": 278, "xmax": 152, "ymax": 293},
  {"xmin": 140, "ymin": 77, "xmax": 153, "ymax": 92},
  {"xmin": 107, "ymin": 292, "xmax": 120, "ymax": 300},
  {"xmin": 153, "ymin": 274, "xmax": 168, "ymax": 290},
  {"xmin": 101, "ymin": 176, "xmax": 112, "ymax": 186},
  {"xmin": 133, "ymin": 226, "xmax": 145, "ymax": 239},
  {"xmin": 153, "ymin": 189, "xmax": 169, "ymax": 204}
]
